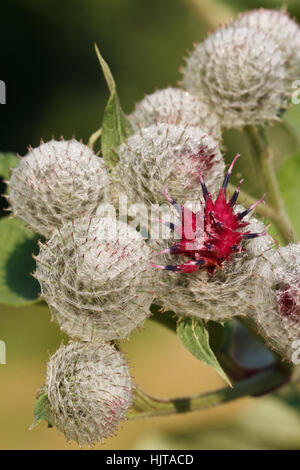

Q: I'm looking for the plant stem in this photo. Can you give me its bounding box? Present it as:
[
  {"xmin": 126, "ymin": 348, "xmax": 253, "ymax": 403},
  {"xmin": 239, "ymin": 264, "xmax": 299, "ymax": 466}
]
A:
[
  {"xmin": 88, "ymin": 127, "xmax": 102, "ymax": 150},
  {"xmin": 244, "ymin": 125, "xmax": 297, "ymax": 243},
  {"xmin": 127, "ymin": 367, "xmax": 287, "ymax": 420}
]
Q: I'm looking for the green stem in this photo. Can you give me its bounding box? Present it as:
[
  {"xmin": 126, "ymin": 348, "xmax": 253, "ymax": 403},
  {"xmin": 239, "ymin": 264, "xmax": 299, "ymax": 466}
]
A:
[
  {"xmin": 244, "ymin": 125, "xmax": 297, "ymax": 243},
  {"xmin": 127, "ymin": 367, "xmax": 287, "ymax": 420},
  {"xmin": 88, "ymin": 127, "xmax": 102, "ymax": 150}
]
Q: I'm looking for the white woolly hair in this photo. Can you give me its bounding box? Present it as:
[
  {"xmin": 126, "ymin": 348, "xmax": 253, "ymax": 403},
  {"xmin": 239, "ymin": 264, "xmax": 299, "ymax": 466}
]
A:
[
  {"xmin": 181, "ymin": 26, "xmax": 291, "ymax": 129},
  {"xmin": 35, "ymin": 216, "xmax": 155, "ymax": 341},
  {"xmin": 235, "ymin": 8, "xmax": 300, "ymax": 74},
  {"xmin": 46, "ymin": 341, "xmax": 133, "ymax": 446},
  {"xmin": 153, "ymin": 212, "xmax": 274, "ymax": 322},
  {"xmin": 8, "ymin": 139, "xmax": 110, "ymax": 238},
  {"xmin": 252, "ymin": 243, "xmax": 300, "ymax": 361},
  {"xmin": 112, "ymin": 122, "xmax": 225, "ymax": 207},
  {"xmin": 129, "ymin": 87, "xmax": 222, "ymax": 141}
]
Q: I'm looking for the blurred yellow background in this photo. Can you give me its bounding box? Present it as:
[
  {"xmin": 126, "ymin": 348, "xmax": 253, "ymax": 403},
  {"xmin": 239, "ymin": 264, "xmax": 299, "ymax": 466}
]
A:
[
  {"xmin": 1, "ymin": 304, "xmax": 300, "ymax": 450},
  {"xmin": 0, "ymin": 305, "xmax": 243, "ymax": 449}
]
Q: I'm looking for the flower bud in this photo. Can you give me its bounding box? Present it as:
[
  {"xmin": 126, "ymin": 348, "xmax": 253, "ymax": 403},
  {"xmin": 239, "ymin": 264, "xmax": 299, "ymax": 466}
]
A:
[
  {"xmin": 181, "ymin": 26, "xmax": 290, "ymax": 129},
  {"xmin": 45, "ymin": 341, "xmax": 133, "ymax": 446},
  {"xmin": 112, "ymin": 123, "xmax": 224, "ymax": 207},
  {"xmin": 8, "ymin": 139, "xmax": 110, "ymax": 237},
  {"xmin": 130, "ymin": 87, "xmax": 221, "ymax": 141},
  {"xmin": 35, "ymin": 217, "xmax": 155, "ymax": 341},
  {"xmin": 252, "ymin": 243, "xmax": 300, "ymax": 361}
]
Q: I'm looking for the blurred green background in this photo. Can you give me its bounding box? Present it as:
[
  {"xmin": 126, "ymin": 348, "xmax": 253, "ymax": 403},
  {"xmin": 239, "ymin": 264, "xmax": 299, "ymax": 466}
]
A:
[{"xmin": 0, "ymin": 0, "xmax": 300, "ymax": 450}]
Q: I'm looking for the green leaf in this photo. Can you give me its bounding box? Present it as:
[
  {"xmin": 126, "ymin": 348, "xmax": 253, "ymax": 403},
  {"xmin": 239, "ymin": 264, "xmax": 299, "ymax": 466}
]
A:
[
  {"xmin": 0, "ymin": 152, "xmax": 19, "ymax": 180},
  {"xmin": 0, "ymin": 217, "xmax": 41, "ymax": 305},
  {"xmin": 94, "ymin": 44, "xmax": 115, "ymax": 95},
  {"xmin": 95, "ymin": 44, "xmax": 133, "ymax": 170},
  {"xmin": 102, "ymin": 94, "xmax": 132, "ymax": 168},
  {"xmin": 29, "ymin": 392, "xmax": 54, "ymax": 430},
  {"xmin": 177, "ymin": 317, "xmax": 232, "ymax": 387}
]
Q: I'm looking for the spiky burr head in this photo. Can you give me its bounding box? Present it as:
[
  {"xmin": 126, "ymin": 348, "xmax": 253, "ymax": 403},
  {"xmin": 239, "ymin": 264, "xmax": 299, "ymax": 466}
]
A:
[
  {"xmin": 154, "ymin": 213, "xmax": 272, "ymax": 322},
  {"xmin": 35, "ymin": 216, "xmax": 155, "ymax": 341},
  {"xmin": 45, "ymin": 341, "xmax": 133, "ymax": 446},
  {"xmin": 112, "ymin": 123, "xmax": 224, "ymax": 207},
  {"xmin": 129, "ymin": 87, "xmax": 222, "ymax": 141},
  {"xmin": 252, "ymin": 243, "xmax": 300, "ymax": 361},
  {"xmin": 181, "ymin": 26, "xmax": 291, "ymax": 129},
  {"xmin": 8, "ymin": 139, "xmax": 110, "ymax": 238},
  {"xmin": 235, "ymin": 8, "xmax": 300, "ymax": 75},
  {"xmin": 150, "ymin": 154, "xmax": 267, "ymax": 274}
]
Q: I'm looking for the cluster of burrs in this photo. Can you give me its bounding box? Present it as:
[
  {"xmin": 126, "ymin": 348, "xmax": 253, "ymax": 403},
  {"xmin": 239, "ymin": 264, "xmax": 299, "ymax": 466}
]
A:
[{"xmin": 6, "ymin": 7, "xmax": 300, "ymax": 446}]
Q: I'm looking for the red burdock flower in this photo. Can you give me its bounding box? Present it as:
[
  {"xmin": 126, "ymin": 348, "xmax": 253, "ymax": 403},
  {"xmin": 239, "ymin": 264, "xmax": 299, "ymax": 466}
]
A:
[{"xmin": 151, "ymin": 154, "xmax": 266, "ymax": 274}]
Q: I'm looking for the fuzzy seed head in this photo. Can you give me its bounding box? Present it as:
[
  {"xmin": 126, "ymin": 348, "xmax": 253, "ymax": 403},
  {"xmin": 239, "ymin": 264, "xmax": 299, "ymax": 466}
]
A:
[
  {"xmin": 235, "ymin": 8, "xmax": 300, "ymax": 74},
  {"xmin": 252, "ymin": 243, "xmax": 300, "ymax": 361},
  {"xmin": 129, "ymin": 87, "xmax": 222, "ymax": 141},
  {"xmin": 35, "ymin": 216, "xmax": 155, "ymax": 341},
  {"xmin": 46, "ymin": 342, "xmax": 133, "ymax": 446},
  {"xmin": 112, "ymin": 123, "xmax": 224, "ymax": 206},
  {"xmin": 181, "ymin": 26, "xmax": 290, "ymax": 129},
  {"xmin": 8, "ymin": 139, "xmax": 110, "ymax": 237}
]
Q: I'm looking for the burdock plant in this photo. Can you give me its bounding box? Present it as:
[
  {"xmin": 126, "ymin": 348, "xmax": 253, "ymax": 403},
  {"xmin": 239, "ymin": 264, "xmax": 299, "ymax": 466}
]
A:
[{"xmin": 0, "ymin": 6, "xmax": 300, "ymax": 447}]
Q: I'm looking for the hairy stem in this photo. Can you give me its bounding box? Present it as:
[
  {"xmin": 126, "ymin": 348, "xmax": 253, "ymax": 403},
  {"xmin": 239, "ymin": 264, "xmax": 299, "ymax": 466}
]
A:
[
  {"xmin": 88, "ymin": 127, "xmax": 102, "ymax": 150},
  {"xmin": 244, "ymin": 125, "xmax": 297, "ymax": 243},
  {"xmin": 128, "ymin": 367, "xmax": 287, "ymax": 420}
]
